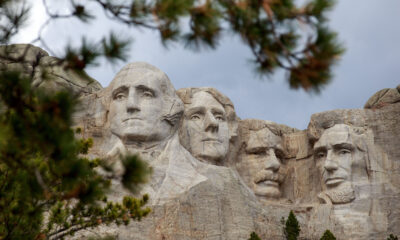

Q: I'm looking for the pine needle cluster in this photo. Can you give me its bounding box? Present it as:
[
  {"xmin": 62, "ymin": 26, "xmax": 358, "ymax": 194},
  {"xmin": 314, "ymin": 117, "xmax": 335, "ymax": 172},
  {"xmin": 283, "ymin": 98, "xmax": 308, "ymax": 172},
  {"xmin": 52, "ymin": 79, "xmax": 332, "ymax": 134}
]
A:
[
  {"xmin": 388, "ymin": 234, "xmax": 399, "ymax": 240},
  {"xmin": 249, "ymin": 212, "xmax": 339, "ymax": 240},
  {"xmin": 248, "ymin": 231, "xmax": 262, "ymax": 240},
  {"xmin": 284, "ymin": 210, "xmax": 301, "ymax": 240},
  {"xmin": 320, "ymin": 229, "xmax": 336, "ymax": 240},
  {"xmin": 0, "ymin": 71, "xmax": 151, "ymax": 240}
]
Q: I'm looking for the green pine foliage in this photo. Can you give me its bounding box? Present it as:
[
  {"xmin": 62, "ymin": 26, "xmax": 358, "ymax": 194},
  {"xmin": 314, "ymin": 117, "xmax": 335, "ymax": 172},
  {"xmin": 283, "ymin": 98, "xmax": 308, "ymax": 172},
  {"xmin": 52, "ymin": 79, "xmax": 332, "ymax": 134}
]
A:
[
  {"xmin": 283, "ymin": 211, "xmax": 301, "ymax": 240},
  {"xmin": 0, "ymin": 0, "xmax": 30, "ymax": 44},
  {"xmin": 0, "ymin": 71, "xmax": 151, "ymax": 240},
  {"xmin": 320, "ymin": 230, "xmax": 336, "ymax": 240},
  {"xmin": 388, "ymin": 234, "xmax": 399, "ymax": 240},
  {"xmin": 1, "ymin": 0, "xmax": 344, "ymax": 92},
  {"xmin": 248, "ymin": 231, "xmax": 262, "ymax": 240}
]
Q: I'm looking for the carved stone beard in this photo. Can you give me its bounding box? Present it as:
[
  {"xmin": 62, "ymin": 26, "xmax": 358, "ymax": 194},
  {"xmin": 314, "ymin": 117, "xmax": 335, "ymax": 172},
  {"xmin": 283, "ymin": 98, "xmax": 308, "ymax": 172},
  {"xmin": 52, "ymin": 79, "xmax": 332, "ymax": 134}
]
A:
[{"xmin": 324, "ymin": 181, "xmax": 355, "ymax": 204}]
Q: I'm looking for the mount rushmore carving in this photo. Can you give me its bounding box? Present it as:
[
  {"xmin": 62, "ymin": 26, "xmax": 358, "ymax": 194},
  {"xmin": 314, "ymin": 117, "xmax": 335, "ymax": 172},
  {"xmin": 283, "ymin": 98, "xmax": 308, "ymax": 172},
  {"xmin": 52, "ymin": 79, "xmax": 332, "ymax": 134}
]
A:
[{"xmin": 2, "ymin": 45, "xmax": 400, "ymax": 239}]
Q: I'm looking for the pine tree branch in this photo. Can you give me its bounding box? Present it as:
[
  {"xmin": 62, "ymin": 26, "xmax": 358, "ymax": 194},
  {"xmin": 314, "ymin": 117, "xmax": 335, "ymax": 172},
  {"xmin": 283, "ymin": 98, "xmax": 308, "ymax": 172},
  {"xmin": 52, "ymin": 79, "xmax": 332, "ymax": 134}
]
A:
[{"xmin": 91, "ymin": 0, "xmax": 158, "ymax": 29}]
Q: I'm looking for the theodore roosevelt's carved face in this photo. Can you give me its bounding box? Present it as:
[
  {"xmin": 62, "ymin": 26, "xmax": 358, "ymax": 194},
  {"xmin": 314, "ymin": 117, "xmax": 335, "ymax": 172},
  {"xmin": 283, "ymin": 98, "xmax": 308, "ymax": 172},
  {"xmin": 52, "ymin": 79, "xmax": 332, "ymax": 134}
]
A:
[
  {"xmin": 239, "ymin": 127, "xmax": 286, "ymax": 199},
  {"xmin": 180, "ymin": 91, "xmax": 229, "ymax": 163},
  {"xmin": 314, "ymin": 124, "xmax": 368, "ymax": 203},
  {"xmin": 108, "ymin": 65, "xmax": 173, "ymax": 144}
]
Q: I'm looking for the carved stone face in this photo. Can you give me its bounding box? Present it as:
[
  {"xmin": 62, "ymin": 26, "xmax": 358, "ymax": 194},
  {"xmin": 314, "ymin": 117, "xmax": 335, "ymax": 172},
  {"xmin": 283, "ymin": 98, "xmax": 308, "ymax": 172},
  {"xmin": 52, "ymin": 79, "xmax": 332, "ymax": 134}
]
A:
[
  {"xmin": 108, "ymin": 69, "xmax": 172, "ymax": 143},
  {"xmin": 180, "ymin": 91, "xmax": 229, "ymax": 163},
  {"xmin": 314, "ymin": 124, "xmax": 367, "ymax": 203},
  {"xmin": 238, "ymin": 127, "xmax": 286, "ymax": 199}
]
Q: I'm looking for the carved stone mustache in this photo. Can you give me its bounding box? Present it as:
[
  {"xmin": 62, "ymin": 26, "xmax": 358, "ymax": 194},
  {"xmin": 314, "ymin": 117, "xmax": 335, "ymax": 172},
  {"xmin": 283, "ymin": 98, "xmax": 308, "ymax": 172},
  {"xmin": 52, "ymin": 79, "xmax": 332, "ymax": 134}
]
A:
[{"xmin": 253, "ymin": 170, "xmax": 283, "ymax": 184}]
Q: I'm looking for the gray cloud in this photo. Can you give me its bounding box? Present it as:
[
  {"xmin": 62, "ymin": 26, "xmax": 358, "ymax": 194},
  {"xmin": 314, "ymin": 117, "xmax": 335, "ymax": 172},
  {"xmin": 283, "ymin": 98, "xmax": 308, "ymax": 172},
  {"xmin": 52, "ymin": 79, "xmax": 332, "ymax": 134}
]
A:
[{"xmin": 13, "ymin": 0, "xmax": 400, "ymax": 129}]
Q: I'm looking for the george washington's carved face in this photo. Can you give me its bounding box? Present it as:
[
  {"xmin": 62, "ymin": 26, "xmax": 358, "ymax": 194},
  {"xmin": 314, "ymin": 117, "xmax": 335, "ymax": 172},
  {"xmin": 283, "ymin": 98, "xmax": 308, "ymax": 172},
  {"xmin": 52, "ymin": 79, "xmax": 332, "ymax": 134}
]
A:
[
  {"xmin": 108, "ymin": 65, "xmax": 173, "ymax": 144},
  {"xmin": 238, "ymin": 127, "xmax": 286, "ymax": 199},
  {"xmin": 180, "ymin": 91, "xmax": 229, "ymax": 163}
]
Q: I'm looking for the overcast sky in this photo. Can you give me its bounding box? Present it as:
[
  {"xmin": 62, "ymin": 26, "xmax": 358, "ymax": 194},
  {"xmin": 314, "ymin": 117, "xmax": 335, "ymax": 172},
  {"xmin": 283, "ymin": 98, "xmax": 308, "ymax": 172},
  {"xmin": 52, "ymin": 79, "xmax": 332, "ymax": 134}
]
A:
[{"xmin": 13, "ymin": 0, "xmax": 400, "ymax": 130}]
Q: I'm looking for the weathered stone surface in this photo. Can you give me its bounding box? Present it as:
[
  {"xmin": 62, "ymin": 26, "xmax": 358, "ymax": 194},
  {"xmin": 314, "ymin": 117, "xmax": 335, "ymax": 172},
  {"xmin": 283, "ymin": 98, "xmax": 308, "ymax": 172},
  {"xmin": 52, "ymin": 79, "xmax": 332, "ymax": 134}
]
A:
[
  {"xmin": 3, "ymin": 44, "xmax": 400, "ymax": 240},
  {"xmin": 284, "ymin": 130, "xmax": 310, "ymax": 159},
  {"xmin": 0, "ymin": 44, "xmax": 49, "ymax": 65},
  {"xmin": 364, "ymin": 87, "xmax": 400, "ymax": 109},
  {"xmin": 0, "ymin": 44, "xmax": 48, "ymax": 78},
  {"xmin": 0, "ymin": 44, "xmax": 102, "ymax": 96},
  {"xmin": 32, "ymin": 55, "xmax": 102, "ymax": 95}
]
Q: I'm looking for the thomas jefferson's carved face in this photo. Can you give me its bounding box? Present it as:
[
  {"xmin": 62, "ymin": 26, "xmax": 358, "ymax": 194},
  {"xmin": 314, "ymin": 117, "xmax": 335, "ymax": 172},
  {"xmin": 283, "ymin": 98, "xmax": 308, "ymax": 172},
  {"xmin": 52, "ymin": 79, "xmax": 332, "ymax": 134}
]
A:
[
  {"xmin": 314, "ymin": 124, "xmax": 367, "ymax": 203},
  {"xmin": 238, "ymin": 128, "xmax": 286, "ymax": 199},
  {"xmin": 108, "ymin": 69, "xmax": 172, "ymax": 143},
  {"xmin": 181, "ymin": 91, "xmax": 229, "ymax": 163}
]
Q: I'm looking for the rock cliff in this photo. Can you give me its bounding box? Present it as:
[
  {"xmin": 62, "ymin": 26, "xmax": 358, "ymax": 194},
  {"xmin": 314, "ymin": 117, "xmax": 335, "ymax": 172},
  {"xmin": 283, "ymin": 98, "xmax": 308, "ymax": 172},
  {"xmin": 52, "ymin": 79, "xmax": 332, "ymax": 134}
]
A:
[{"xmin": 1, "ymin": 44, "xmax": 399, "ymax": 239}]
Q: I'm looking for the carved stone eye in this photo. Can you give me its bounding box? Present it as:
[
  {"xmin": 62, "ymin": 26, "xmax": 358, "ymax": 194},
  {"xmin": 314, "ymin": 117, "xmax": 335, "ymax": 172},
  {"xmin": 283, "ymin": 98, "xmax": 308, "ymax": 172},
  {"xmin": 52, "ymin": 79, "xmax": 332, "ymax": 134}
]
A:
[
  {"xmin": 316, "ymin": 152, "xmax": 326, "ymax": 159},
  {"xmin": 142, "ymin": 91, "xmax": 154, "ymax": 98},
  {"xmin": 215, "ymin": 115, "xmax": 224, "ymax": 121},
  {"xmin": 190, "ymin": 114, "xmax": 201, "ymax": 120},
  {"xmin": 254, "ymin": 151, "xmax": 267, "ymax": 156},
  {"xmin": 114, "ymin": 93, "xmax": 126, "ymax": 100},
  {"xmin": 275, "ymin": 150, "xmax": 284, "ymax": 160},
  {"xmin": 338, "ymin": 149, "xmax": 351, "ymax": 155}
]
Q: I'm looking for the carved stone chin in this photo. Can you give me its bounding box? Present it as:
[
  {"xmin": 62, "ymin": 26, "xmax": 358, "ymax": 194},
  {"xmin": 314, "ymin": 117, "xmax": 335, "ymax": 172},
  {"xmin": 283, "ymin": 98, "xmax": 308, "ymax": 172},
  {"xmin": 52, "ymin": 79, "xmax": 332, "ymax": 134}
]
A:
[
  {"xmin": 254, "ymin": 182, "xmax": 281, "ymax": 199},
  {"xmin": 324, "ymin": 181, "xmax": 356, "ymax": 204}
]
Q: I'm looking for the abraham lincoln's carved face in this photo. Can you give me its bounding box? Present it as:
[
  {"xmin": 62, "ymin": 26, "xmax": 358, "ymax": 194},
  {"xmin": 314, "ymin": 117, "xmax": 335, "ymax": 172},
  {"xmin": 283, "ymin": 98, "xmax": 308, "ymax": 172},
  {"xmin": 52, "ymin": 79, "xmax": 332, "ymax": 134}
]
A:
[{"xmin": 314, "ymin": 124, "xmax": 368, "ymax": 203}]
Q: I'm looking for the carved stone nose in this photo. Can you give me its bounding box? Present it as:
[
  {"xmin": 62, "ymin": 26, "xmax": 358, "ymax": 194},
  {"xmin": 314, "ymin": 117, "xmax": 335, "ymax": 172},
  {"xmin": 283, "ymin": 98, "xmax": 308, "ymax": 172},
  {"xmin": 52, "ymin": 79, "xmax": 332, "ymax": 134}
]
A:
[
  {"xmin": 204, "ymin": 112, "xmax": 218, "ymax": 133},
  {"xmin": 324, "ymin": 159, "xmax": 338, "ymax": 172},
  {"xmin": 265, "ymin": 149, "xmax": 280, "ymax": 172},
  {"xmin": 126, "ymin": 91, "xmax": 140, "ymax": 113},
  {"xmin": 324, "ymin": 151, "xmax": 338, "ymax": 171},
  {"xmin": 127, "ymin": 105, "xmax": 140, "ymax": 114}
]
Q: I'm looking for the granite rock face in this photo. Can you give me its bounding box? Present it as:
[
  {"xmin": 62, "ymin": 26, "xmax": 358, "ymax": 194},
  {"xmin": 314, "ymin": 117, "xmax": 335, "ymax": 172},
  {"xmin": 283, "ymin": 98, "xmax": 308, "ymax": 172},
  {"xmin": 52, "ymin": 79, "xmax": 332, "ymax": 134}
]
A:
[
  {"xmin": 2, "ymin": 45, "xmax": 399, "ymax": 239},
  {"xmin": 364, "ymin": 86, "xmax": 400, "ymax": 109},
  {"xmin": 0, "ymin": 44, "xmax": 102, "ymax": 96}
]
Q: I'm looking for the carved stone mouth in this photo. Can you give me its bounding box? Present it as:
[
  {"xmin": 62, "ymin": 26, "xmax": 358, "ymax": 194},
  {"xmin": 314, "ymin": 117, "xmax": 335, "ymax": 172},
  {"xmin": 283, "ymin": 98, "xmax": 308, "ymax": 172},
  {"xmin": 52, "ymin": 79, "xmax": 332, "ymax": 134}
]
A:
[
  {"xmin": 255, "ymin": 176, "xmax": 279, "ymax": 185},
  {"xmin": 253, "ymin": 170, "xmax": 281, "ymax": 185},
  {"xmin": 325, "ymin": 177, "xmax": 345, "ymax": 186},
  {"xmin": 123, "ymin": 117, "xmax": 142, "ymax": 122},
  {"xmin": 256, "ymin": 180, "xmax": 279, "ymax": 187},
  {"xmin": 202, "ymin": 138, "xmax": 221, "ymax": 143}
]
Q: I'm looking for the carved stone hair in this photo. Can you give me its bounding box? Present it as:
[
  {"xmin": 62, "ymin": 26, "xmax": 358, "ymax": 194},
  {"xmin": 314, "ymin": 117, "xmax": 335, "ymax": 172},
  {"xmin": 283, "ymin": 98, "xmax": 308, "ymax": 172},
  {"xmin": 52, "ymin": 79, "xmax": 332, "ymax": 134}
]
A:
[
  {"xmin": 176, "ymin": 87, "xmax": 239, "ymax": 139},
  {"xmin": 239, "ymin": 119, "xmax": 285, "ymax": 137},
  {"xmin": 236, "ymin": 119, "xmax": 298, "ymax": 160}
]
